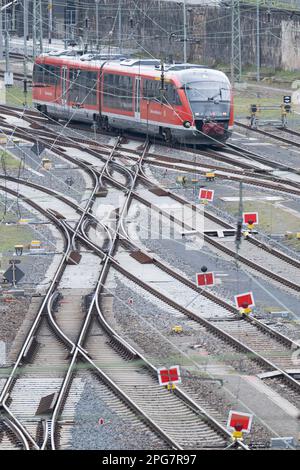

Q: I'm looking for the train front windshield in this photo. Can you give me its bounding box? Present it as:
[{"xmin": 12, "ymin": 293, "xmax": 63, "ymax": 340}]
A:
[{"xmin": 184, "ymin": 81, "xmax": 231, "ymax": 116}]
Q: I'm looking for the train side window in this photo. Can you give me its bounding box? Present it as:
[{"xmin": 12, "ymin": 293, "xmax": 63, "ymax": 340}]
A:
[
  {"xmin": 103, "ymin": 73, "xmax": 133, "ymax": 111},
  {"xmin": 164, "ymin": 83, "xmax": 182, "ymax": 106},
  {"xmin": 142, "ymin": 79, "xmax": 181, "ymax": 106},
  {"xmin": 33, "ymin": 64, "xmax": 44, "ymax": 84},
  {"xmin": 48, "ymin": 66, "xmax": 60, "ymax": 86},
  {"xmin": 69, "ymin": 68, "xmax": 83, "ymax": 103},
  {"xmin": 143, "ymin": 79, "xmax": 159, "ymax": 100},
  {"xmin": 69, "ymin": 69, "xmax": 97, "ymax": 105},
  {"xmin": 43, "ymin": 65, "xmax": 50, "ymax": 85},
  {"xmin": 85, "ymin": 71, "xmax": 97, "ymax": 105},
  {"xmin": 42, "ymin": 65, "xmax": 59, "ymax": 86}
]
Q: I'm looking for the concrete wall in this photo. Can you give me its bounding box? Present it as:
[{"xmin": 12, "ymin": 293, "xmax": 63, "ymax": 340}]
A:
[
  {"xmin": 9, "ymin": 0, "xmax": 300, "ymax": 71},
  {"xmin": 75, "ymin": 1, "xmax": 300, "ymax": 71}
]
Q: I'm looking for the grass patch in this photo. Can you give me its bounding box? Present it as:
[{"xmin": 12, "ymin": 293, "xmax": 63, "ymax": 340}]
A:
[
  {"xmin": 223, "ymin": 200, "xmax": 300, "ymax": 251},
  {"xmin": 233, "ymin": 94, "xmax": 291, "ymax": 120},
  {"xmin": 0, "ymin": 222, "xmax": 33, "ymax": 253},
  {"xmin": 0, "ymin": 149, "xmax": 24, "ymax": 169},
  {"xmin": 4, "ymin": 85, "xmax": 32, "ymax": 107}
]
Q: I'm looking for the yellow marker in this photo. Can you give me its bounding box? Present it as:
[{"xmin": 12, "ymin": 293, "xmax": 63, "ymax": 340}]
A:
[
  {"xmin": 30, "ymin": 240, "xmax": 41, "ymax": 249},
  {"xmin": 240, "ymin": 307, "xmax": 252, "ymax": 315},
  {"xmin": 205, "ymin": 172, "xmax": 215, "ymax": 180},
  {"xmin": 232, "ymin": 430, "xmax": 243, "ymax": 440},
  {"xmin": 18, "ymin": 219, "xmax": 29, "ymax": 225},
  {"xmin": 247, "ymin": 223, "xmax": 255, "ymax": 231},
  {"xmin": 172, "ymin": 325, "xmax": 183, "ymax": 333},
  {"xmin": 167, "ymin": 383, "xmax": 176, "ymax": 390},
  {"xmin": 296, "ymin": 233, "xmax": 300, "ymax": 239}
]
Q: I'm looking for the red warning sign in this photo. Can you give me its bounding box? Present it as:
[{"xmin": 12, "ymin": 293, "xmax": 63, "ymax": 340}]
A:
[
  {"xmin": 234, "ymin": 292, "xmax": 255, "ymax": 309},
  {"xmin": 196, "ymin": 272, "xmax": 215, "ymax": 287},
  {"xmin": 199, "ymin": 188, "xmax": 214, "ymax": 202},
  {"xmin": 243, "ymin": 212, "xmax": 258, "ymax": 225},
  {"xmin": 227, "ymin": 410, "xmax": 253, "ymax": 433},
  {"xmin": 157, "ymin": 366, "xmax": 181, "ymax": 386}
]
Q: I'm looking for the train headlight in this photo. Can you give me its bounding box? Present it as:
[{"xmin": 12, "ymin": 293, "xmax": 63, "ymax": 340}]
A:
[{"xmin": 183, "ymin": 120, "xmax": 191, "ymax": 128}]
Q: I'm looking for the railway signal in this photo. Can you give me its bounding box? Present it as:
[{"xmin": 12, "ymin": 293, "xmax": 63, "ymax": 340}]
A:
[
  {"xmin": 157, "ymin": 365, "xmax": 181, "ymax": 389},
  {"xmin": 227, "ymin": 410, "xmax": 253, "ymax": 441},
  {"xmin": 243, "ymin": 212, "xmax": 258, "ymax": 227},
  {"xmin": 234, "ymin": 292, "xmax": 255, "ymax": 315},
  {"xmin": 198, "ymin": 188, "xmax": 214, "ymax": 203},
  {"xmin": 196, "ymin": 271, "xmax": 215, "ymax": 287}
]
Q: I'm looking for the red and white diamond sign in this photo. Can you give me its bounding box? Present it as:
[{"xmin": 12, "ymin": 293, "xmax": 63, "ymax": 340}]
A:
[
  {"xmin": 227, "ymin": 410, "xmax": 253, "ymax": 433},
  {"xmin": 199, "ymin": 188, "xmax": 214, "ymax": 202},
  {"xmin": 234, "ymin": 292, "xmax": 255, "ymax": 309},
  {"xmin": 196, "ymin": 272, "xmax": 215, "ymax": 287},
  {"xmin": 157, "ymin": 366, "xmax": 181, "ymax": 386},
  {"xmin": 243, "ymin": 212, "xmax": 258, "ymax": 225}
]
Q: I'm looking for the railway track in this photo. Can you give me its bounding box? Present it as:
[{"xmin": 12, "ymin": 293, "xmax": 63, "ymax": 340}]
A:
[
  {"xmin": 1, "ymin": 108, "xmax": 299, "ymax": 201},
  {"xmin": 77, "ymin": 201, "xmax": 300, "ymax": 413},
  {"xmin": 235, "ymin": 121, "xmax": 300, "ymax": 156},
  {"xmin": 0, "ymin": 143, "xmax": 236, "ymax": 449},
  {"xmin": 2, "ymin": 107, "xmax": 300, "ymax": 448},
  {"xmin": 1, "ymin": 103, "xmax": 300, "ymax": 176},
  {"xmin": 2, "ymin": 109, "xmax": 300, "ymax": 298},
  {"xmin": 1, "ymin": 104, "xmax": 299, "ymax": 290},
  {"xmin": 0, "ymin": 70, "xmax": 32, "ymax": 83},
  {"xmin": 40, "ymin": 150, "xmax": 300, "ymax": 403},
  {"xmin": 1, "ymin": 154, "xmax": 298, "ymax": 448}
]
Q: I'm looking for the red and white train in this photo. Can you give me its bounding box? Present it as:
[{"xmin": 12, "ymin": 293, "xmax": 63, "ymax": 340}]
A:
[{"xmin": 32, "ymin": 51, "xmax": 234, "ymax": 145}]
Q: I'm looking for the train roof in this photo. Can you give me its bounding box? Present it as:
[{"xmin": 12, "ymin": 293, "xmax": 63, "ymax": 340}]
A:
[{"xmin": 36, "ymin": 51, "xmax": 230, "ymax": 84}]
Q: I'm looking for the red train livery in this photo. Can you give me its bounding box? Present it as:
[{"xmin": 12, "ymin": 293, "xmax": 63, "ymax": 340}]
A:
[{"xmin": 32, "ymin": 52, "xmax": 234, "ymax": 145}]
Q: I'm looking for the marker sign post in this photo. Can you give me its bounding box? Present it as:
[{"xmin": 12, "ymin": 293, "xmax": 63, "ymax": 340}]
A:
[
  {"xmin": 227, "ymin": 410, "xmax": 253, "ymax": 437},
  {"xmin": 234, "ymin": 292, "xmax": 255, "ymax": 315},
  {"xmin": 243, "ymin": 212, "xmax": 258, "ymax": 226},
  {"xmin": 196, "ymin": 272, "xmax": 215, "ymax": 287},
  {"xmin": 199, "ymin": 188, "xmax": 214, "ymax": 203},
  {"xmin": 157, "ymin": 366, "xmax": 181, "ymax": 389}
]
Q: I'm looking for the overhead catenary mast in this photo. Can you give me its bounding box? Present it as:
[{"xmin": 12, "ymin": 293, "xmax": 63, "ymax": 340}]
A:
[
  {"xmin": 23, "ymin": 0, "xmax": 28, "ymax": 106},
  {"xmin": 48, "ymin": 0, "xmax": 53, "ymax": 44},
  {"xmin": 0, "ymin": 0, "xmax": 3, "ymax": 60},
  {"xmin": 231, "ymin": 0, "xmax": 242, "ymax": 84},
  {"xmin": 183, "ymin": 0, "xmax": 187, "ymax": 63},
  {"xmin": 32, "ymin": 0, "xmax": 37, "ymax": 58}
]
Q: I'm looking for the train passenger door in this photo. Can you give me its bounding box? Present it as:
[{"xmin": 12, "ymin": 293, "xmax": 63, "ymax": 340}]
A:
[
  {"xmin": 61, "ymin": 66, "xmax": 69, "ymax": 119},
  {"xmin": 135, "ymin": 77, "xmax": 141, "ymax": 120},
  {"xmin": 61, "ymin": 67, "xmax": 68, "ymax": 106}
]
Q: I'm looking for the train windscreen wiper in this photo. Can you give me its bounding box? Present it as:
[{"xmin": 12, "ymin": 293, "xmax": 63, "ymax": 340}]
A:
[{"xmin": 208, "ymin": 87, "xmax": 228, "ymax": 101}]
